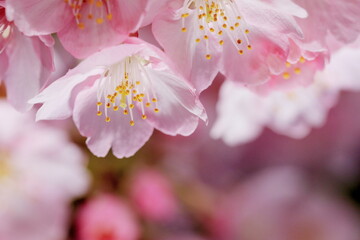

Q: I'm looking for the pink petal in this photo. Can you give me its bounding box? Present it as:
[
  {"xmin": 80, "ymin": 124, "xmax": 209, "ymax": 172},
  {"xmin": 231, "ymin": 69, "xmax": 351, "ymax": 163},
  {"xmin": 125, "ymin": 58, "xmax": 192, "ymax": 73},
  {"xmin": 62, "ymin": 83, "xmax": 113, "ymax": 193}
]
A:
[
  {"xmin": 152, "ymin": 8, "xmax": 220, "ymax": 93},
  {"xmin": 30, "ymin": 69, "xmax": 101, "ymax": 121},
  {"xmin": 145, "ymin": 68, "xmax": 207, "ymax": 136},
  {"xmin": 6, "ymin": 0, "xmax": 71, "ymax": 36},
  {"xmin": 73, "ymin": 86, "xmax": 154, "ymax": 158},
  {"xmin": 294, "ymin": 0, "xmax": 360, "ymax": 44},
  {"xmin": 4, "ymin": 28, "xmax": 53, "ymax": 111}
]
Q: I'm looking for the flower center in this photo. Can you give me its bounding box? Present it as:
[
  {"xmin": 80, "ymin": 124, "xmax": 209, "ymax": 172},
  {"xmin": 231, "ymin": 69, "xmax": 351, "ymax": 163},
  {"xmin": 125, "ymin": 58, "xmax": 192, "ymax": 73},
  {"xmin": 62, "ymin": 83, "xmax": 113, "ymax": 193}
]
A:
[
  {"xmin": 64, "ymin": 0, "xmax": 113, "ymax": 29},
  {"xmin": 179, "ymin": 0, "xmax": 252, "ymax": 59},
  {"xmin": 96, "ymin": 56, "xmax": 160, "ymax": 126}
]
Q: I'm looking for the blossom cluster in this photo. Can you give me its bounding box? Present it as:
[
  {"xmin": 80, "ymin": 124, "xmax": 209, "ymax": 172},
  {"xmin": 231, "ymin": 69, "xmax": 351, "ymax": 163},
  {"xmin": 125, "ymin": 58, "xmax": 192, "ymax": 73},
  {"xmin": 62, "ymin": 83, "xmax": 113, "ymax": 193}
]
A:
[{"xmin": 0, "ymin": 0, "xmax": 359, "ymax": 158}]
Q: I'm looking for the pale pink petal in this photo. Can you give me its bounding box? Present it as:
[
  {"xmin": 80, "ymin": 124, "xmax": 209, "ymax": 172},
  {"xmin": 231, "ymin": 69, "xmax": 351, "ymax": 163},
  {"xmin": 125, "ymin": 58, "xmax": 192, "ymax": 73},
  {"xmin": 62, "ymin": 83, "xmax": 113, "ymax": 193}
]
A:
[
  {"xmin": 152, "ymin": 6, "xmax": 220, "ymax": 93},
  {"xmin": 30, "ymin": 69, "xmax": 102, "ymax": 121},
  {"xmin": 6, "ymin": 0, "xmax": 71, "ymax": 35},
  {"xmin": 73, "ymin": 86, "xmax": 154, "ymax": 158},
  {"xmin": 294, "ymin": 0, "xmax": 360, "ymax": 45},
  {"xmin": 4, "ymin": 28, "xmax": 53, "ymax": 111},
  {"xmin": 145, "ymin": 68, "xmax": 206, "ymax": 136}
]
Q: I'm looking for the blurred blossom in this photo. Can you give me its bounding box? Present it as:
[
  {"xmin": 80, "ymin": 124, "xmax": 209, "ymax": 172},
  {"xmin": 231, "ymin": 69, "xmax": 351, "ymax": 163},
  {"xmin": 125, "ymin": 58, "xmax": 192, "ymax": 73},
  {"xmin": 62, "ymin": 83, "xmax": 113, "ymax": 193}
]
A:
[
  {"xmin": 211, "ymin": 43, "xmax": 360, "ymax": 145},
  {"xmin": 129, "ymin": 168, "xmax": 179, "ymax": 222},
  {"xmin": 0, "ymin": 100, "xmax": 89, "ymax": 240},
  {"xmin": 76, "ymin": 194, "xmax": 139, "ymax": 240},
  {"xmin": 209, "ymin": 167, "xmax": 360, "ymax": 240}
]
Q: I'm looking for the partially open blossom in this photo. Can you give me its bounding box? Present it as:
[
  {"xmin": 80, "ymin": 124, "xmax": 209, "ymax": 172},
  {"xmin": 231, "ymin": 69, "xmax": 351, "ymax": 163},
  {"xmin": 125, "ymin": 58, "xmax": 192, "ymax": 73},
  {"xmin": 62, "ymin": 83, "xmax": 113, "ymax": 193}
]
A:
[
  {"xmin": 211, "ymin": 44, "xmax": 360, "ymax": 145},
  {"xmin": 0, "ymin": 100, "xmax": 89, "ymax": 240},
  {"xmin": 7, "ymin": 0, "xmax": 149, "ymax": 58},
  {"xmin": 152, "ymin": 0, "xmax": 306, "ymax": 92},
  {"xmin": 129, "ymin": 168, "xmax": 179, "ymax": 222},
  {"xmin": 76, "ymin": 194, "xmax": 139, "ymax": 240},
  {"xmin": 0, "ymin": 2, "xmax": 54, "ymax": 111},
  {"xmin": 31, "ymin": 38, "xmax": 207, "ymax": 158}
]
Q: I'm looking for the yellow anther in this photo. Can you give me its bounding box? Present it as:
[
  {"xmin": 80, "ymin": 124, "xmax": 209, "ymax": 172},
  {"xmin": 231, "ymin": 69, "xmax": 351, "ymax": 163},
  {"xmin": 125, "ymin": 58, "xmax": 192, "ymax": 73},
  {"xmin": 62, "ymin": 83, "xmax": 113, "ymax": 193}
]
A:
[
  {"xmin": 222, "ymin": 24, "xmax": 227, "ymax": 28},
  {"xmin": 129, "ymin": 104, "xmax": 135, "ymax": 109},
  {"xmin": 152, "ymin": 98, "xmax": 157, "ymax": 102},
  {"xmin": 210, "ymin": 28, "xmax": 215, "ymax": 32},
  {"xmin": 120, "ymin": 103, "xmax": 127, "ymax": 108},
  {"xmin": 182, "ymin": 27, "xmax": 187, "ymax": 32},
  {"xmin": 145, "ymin": 102, "xmax": 151, "ymax": 107},
  {"xmin": 107, "ymin": 14, "xmax": 113, "ymax": 20},
  {"xmin": 130, "ymin": 120, "xmax": 135, "ymax": 126},
  {"xmin": 105, "ymin": 116, "xmax": 111, "ymax": 122},
  {"xmin": 245, "ymin": 29, "xmax": 250, "ymax": 34},
  {"xmin": 96, "ymin": 18, "xmax": 104, "ymax": 24},
  {"xmin": 286, "ymin": 62, "xmax": 291, "ymax": 68},
  {"xmin": 283, "ymin": 72, "xmax": 291, "ymax": 79},
  {"xmin": 142, "ymin": 115, "xmax": 147, "ymax": 120},
  {"xmin": 219, "ymin": 40, "xmax": 224, "ymax": 45},
  {"xmin": 206, "ymin": 54, "xmax": 212, "ymax": 60},
  {"xmin": 195, "ymin": 38, "xmax": 201, "ymax": 43},
  {"xmin": 97, "ymin": 102, "xmax": 102, "ymax": 106},
  {"xmin": 154, "ymin": 108, "xmax": 160, "ymax": 113},
  {"xmin": 77, "ymin": 23, "xmax": 85, "ymax": 29},
  {"xmin": 218, "ymin": 30, "xmax": 223, "ymax": 35},
  {"xmin": 238, "ymin": 50, "xmax": 244, "ymax": 55},
  {"xmin": 247, "ymin": 45, "xmax": 252, "ymax": 50},
  {"xmin": 199, "ymin": 25, "xmax": 204, "ymax": 30},
  {"xmin": 113, "ymin": 106, "xmax": 119, "ymax": 111},
  {"xmin": 237, "ymin": 39, "xmax": 242, "ymax": 44},
  {"xmin": 204, "ymin": 35, "xmax": 209, "ymax": 39},
  {"xmin": 136, "ymin": 81, "xmax": 141, "ymax": 85},
  {"xmin": 97, "ymin": 111, "xmax": 102, "ymax": 116},
  {"xmin": 299, "ymin": 56, "xmax": 306, "ymax": 63},
  {"xmin": 96, "ymin": 1, "xmax": 103, "ymax": 7},
  {"xmin": 106, "ymin": 103, "xmax": 111, "ymax": 108},
  {"xmin": 123, "ymin": 110, "xmax": 129, "ymax": 115},
  {"xmin": 235, "ymin": 22, "xmax": 240, "ymax": 27},
  {"xmin": 294, "ymin": 68, "xmax": 301, "ymax": 74}
]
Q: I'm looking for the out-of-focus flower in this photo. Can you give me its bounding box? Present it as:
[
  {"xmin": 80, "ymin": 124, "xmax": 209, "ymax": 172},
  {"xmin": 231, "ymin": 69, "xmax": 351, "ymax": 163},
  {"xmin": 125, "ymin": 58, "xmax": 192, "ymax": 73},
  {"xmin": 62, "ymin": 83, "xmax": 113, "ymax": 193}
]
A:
[
  {"xmin": 129, "ymin": 168, "xmax": 179, "ymax": 222},
  {"xmin": 6, "ymin": 0, "xmax": 149, "ymax": 58},
  {"xmin": 152, "ymin": 0, "xmax": 306, "ymax": 92},
  {"xmin": 30, "ymin": 38, "xmax": 207, "ymax": 158},
  {"xmin": 0, "ymin": 2, "xmax": 54, "ymax": 111},
  {"xmin": 0, "ymin": 100, "xmax": 89, "ymax": 240},
  {"xmin": 209, "ymin": 167, "xmax": 360, "ymax": 240},
  {"xmin": 211, "ymin": 43, "xmax": 360, "ymax": 145},
  {"xmin": 76, "ymin": 194, "xmax": 139, "ymax": 240}
]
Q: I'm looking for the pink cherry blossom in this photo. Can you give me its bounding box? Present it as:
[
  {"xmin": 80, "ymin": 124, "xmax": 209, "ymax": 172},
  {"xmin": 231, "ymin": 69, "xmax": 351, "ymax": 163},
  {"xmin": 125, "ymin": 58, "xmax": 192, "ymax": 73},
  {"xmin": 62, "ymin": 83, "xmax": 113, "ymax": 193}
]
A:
[
  {"xmin": 129, "ymin": 168, "xmax": 179, "ymax": 222},
  {"xmin": 30, "ymin": 38, "xmax": 207, "ymax": 158},
  {"xmin": 0, "ymin": 100, "xmax": 89, "ymax": 240},
  {"xmin": 211, "ymin": 44, "xmax": 360, "ymax": 145},
  {"xmin": 152, "ymin": 0, "xmax": 307, "ymax": 92},
  {"xmin": 76, "ymin": 194, "xmax": 139, "ymax": 240},
  {"xmin": 0, "ymin": 3, "xmax": 54, "ymax": 111},
  {"xmin": 6, "ymin": 0, "xmax": 149, "ymax": 58}
]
